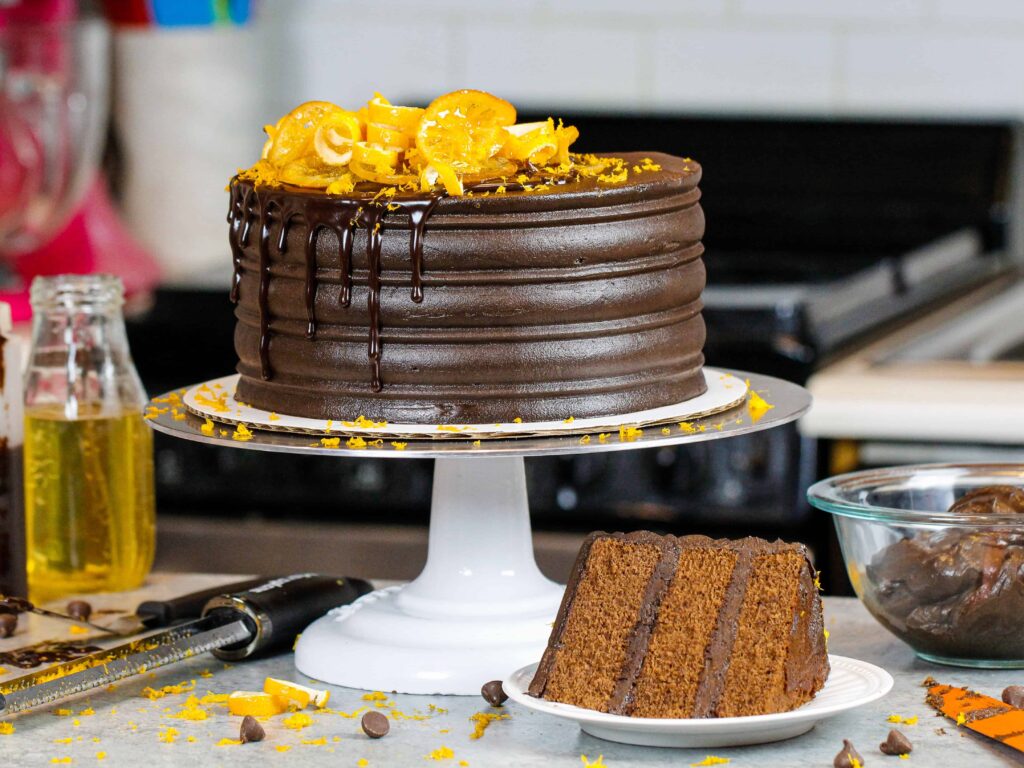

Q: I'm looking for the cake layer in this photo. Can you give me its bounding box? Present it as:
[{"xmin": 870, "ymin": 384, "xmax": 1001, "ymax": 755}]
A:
[
  {"xmin": 229, "ymin": 152, "xmax": 706, "ymax": 423},
  {"xmin": 529, "ymin": 532, "xmax": 829, "ymax": 719}
]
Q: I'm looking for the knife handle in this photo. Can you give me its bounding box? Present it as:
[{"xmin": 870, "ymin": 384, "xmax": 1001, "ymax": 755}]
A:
[
  {"xmin": 202, "ymin": 573, "xmax": 373, "ymax": 660},
  {"xmin": 135, "ymin": 577, "xmax": 275, "ymax": 628}
]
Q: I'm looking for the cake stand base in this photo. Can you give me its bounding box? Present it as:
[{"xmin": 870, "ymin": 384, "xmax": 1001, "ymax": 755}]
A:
[{"xmin": 294, "ymin": 455, "xmax": 564, "ymax": 695}]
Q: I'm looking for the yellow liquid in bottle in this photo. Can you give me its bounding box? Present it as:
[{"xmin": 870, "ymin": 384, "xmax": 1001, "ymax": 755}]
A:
[{"xmin": 24, "ymin": 406, "xmax": 155, "ymax": 601}]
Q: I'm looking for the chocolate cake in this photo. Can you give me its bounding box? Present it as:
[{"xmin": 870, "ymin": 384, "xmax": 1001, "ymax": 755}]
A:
[
  {"xmin": 227, "ymin": 91, "xmax": 706, "ymax": 423},
  {"xmin": 528, "ymin": 532, "xmax": 829, "ymax": 718},
  {"xmin": 864, "ymin": 485, "xmax": 1024, "ymax": 661}
]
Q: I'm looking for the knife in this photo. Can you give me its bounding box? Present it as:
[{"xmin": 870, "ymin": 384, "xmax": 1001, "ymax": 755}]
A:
[
  {"xmin": 2, "ymin": 577, "xmax": 275, "ymax": 637},
  {"xmin": 925, "ymin": 678, "xmax": 1024, "ymax": 754},
  {"xmin": 0, "ymin": 573, "xmax": 372, "ymax": 715}
]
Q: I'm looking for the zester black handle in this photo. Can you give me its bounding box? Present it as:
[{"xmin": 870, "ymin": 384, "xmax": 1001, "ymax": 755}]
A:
[
  {"xmin": 136, "ymin": 577, "xmax": 272, "ymax": 628},
  {"xmin": 201, "ymin": 573, "xmax": 373, "ymax": 660}
]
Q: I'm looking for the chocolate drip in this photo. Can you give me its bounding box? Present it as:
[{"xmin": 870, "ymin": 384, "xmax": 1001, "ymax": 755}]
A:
[
  {"xmin": 405, "ymin": 198, "xmax": 439, "ymax": 303},
  {"xmin": 304, "ymin": 226, "xmax": 319, "ymax": 338},
  {"xmin": 256, "ymin": 200, "xmax": 276, "ymax": 380},
  {"xmin": 337, "ymin": 215, "xmax": 356, "ymax": 308},
  {"xmin": 231, "ymin": 178, "xmax": 444, "ymax": 390},
  {"xmin": 228, "ymin": 184, "xmax": 258, "ymax": 303},
  {"xmin": 362, "ymin": 206, "xmax": 386, "ymax": 392}
]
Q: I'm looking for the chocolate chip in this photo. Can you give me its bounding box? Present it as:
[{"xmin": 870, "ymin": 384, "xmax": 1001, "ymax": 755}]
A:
[
  {"xmin": 239, "ymin": 715, "xmax": 265, "ymax": 743},
  {"xmin": 66, "ymin": 600, "xmax": 92, "ymax": 622},
  {"xmin": 360, "ymin": 710, "xmax": 389, "ymax": 739},
  {"xmin": 880, "ymin": 729, "xmax": 913, "ymax": 755},
  {"xmin": 481, "ymin": 680, "xmax": 508, "ymax": 707},
  {"xmin": 1003, "ymin": 685, "xmax": 1024, "ymax": 709},
  {"xmin": 0, "ymin": 613, "xmax": 16, "ymax": 638},
  {"xmin": 834, "ymin": 739, "xmax": 865, "ymax": 768}
]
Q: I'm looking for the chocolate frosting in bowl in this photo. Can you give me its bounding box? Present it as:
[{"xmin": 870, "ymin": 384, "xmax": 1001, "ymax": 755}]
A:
[
  {"xmin": 864, "ymin": 484, "xmax": 1024, "ymax": 661},
  {"xmin": 229, "ymin": 152, "xmax": 706, "ymax": 423}
]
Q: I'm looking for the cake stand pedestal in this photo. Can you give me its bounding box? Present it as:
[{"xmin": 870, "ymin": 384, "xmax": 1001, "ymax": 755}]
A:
[{"xmin": 147, "ymin": 369, "xmax": 810, "ymax": 695}]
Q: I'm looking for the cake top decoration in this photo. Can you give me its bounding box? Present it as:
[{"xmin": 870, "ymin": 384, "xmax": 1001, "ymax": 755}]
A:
[{"xmin": 238, "ymin": 89, "xmax": 661, "ymax": 197}]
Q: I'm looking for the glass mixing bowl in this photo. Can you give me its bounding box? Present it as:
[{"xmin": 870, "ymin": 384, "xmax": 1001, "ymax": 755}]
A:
[{"xmin": 808, "ymin": 463, "xmax": 1024, "ymax": 668}]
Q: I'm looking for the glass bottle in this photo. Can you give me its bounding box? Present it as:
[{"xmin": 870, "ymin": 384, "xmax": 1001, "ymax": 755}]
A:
[{"xmin": 23, "ymin": 275, "xmax": 155, "ymax": 600}]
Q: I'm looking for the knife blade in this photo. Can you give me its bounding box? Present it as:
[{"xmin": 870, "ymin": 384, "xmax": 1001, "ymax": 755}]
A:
[
  {"xmin": 925, "ymin": 678, "xmax": 1024, "ymax": 754},
  {"xmin": 0, "ymin": 573, "xmax": 372, "ymax": 715}
]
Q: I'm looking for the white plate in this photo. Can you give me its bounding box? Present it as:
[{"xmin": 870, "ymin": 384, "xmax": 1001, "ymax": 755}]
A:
[
  {"xmin": 504, "ymin": 655, "xmax": 893, "ymax": 748},
  {"xmin": 182, "ymin": 368, "xmax": 749, "ymax": 439}
]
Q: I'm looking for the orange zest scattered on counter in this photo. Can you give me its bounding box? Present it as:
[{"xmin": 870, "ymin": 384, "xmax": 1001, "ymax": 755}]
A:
[
  {"xmin": 887, "ymin": 714, "xmax": 919, "ymax": 725},
  {"xmin": 691, "ymin": 758, "xmax": 730, "ymax": 767},
  {"xmin": 427, "ymin": 745, "xmax": 455, "ymax": 760},
  {"xmin": 142, "ymin": 680, "xmax": 196, "ymax": 700},
  {"xmin": 580, "ymin": 756, "xmax": 606, "ymax": 768},
  {"xmin": 391, "ymin": 441, "xmax": 408, "ymax": 450},
  {"xmin": 240, "ymin": 89, "xmax": 666, "ymax": 198},
  {"xmin": 468, "ymin": 711, "xmax": 509, "ymax": 740},
  {"xmin": 282, "ymin": 712, "xmax": 314, "ymax": 730}
]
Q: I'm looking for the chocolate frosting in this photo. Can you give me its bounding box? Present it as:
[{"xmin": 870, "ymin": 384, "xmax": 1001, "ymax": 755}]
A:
[
  {"xmin": 229, "ymin": 152, "xmax": 706, "ymax": 423},
  {"xmin": 865, "ymin": 485, "xmax": 1024, "ymax": 660}
]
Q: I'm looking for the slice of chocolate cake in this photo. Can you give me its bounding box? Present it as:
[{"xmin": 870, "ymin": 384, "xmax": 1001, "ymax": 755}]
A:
[{"xmin": 528, "ymin": 532, "xmax": 829, "ymax": 718}]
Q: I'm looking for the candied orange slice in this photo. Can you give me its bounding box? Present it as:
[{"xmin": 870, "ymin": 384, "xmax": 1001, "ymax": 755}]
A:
[
  {"xmin": 276, "ymin": 158, "xmax": 348, "ymax": 188},
  {"xmin": 420, "ymin": 89, "xmax": 516, "ymax": 134},
  {"xmin": 367, "ymin": 94, "xmax": 425, "ymax": 133},
  {"xmin": 227, "ymin": 691, "xmax": 288, "ymax": 717},
  {"xmin": 277, "ymin": 159, "xmax": 344, "ymax": 188},
  {"xmin": 263, "ymin": 678, "xmax": 330, "ymax": 709},
  {"xmin": 313, "ymin": 111, "xmax": 363, "ymax": 166},
  {"xmin": 367, "ymin": 123, "xmax": 412, "ymax": 151},
  {"xmin": 554, "ymin": 122, "xmax": 580, "ymax": 165},
  {"xmin": 263, "ymin": 101, "xmax": 341, "ymax": 167},
  {"xmin": 351, "ymin": 142, "xmax": 402, "ymax": 174},
  {"xmin": 416, "ymin": 90, "xmax": 516, "ymax": 185},
  {"xmin": 350, "ymin": 142, "xmax": 416, "ymax": 185},
  {"xmin": 462, "ymin": 157, "xmax": 517, "ymax": 184},
  {"xmin": 501, "ymin": 121, "xmax": 558, "ymax": 165}
]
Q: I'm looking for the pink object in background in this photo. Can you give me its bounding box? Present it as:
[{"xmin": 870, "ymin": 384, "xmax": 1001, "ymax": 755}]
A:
[
  {"xmin": 2, "ymin": 176, "xmax": 161, "ymax": 322},
  {"xmin": 0, "ymin": 0, "xmax": 161, "ymax": 321}
]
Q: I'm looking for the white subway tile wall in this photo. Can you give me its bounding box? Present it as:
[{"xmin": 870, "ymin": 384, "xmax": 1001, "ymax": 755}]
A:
[{"xmin": 261, "ymin": 0, "xmax": 1024, "ymax": 117}]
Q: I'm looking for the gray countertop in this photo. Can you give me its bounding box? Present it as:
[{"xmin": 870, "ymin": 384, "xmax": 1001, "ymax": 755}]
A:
[{"xmin": 2, "ymin": 573, "xmax": 1023, "ymax": 767}]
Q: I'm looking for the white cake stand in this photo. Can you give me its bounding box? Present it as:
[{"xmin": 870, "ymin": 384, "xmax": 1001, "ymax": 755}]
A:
[{"xmin": 147, "ymin": 369, "xmax": 810, "ymax": 695}]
